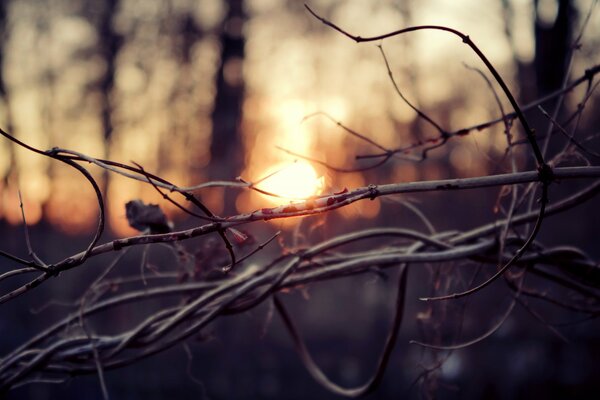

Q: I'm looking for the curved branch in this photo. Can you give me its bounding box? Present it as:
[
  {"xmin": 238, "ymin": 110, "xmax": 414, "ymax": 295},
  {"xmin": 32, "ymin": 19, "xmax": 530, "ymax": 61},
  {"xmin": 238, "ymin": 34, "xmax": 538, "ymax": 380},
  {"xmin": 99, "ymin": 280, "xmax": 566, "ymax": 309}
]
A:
[{"xmin": 273, "ymin": 264, "xmax": 408, "ymax": 397}]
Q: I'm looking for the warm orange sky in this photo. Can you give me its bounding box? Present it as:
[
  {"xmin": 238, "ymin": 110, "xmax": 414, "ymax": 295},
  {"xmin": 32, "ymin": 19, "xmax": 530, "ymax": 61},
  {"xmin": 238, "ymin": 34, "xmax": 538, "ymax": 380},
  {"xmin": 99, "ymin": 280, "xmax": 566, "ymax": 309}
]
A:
[{"xmin": 0, "ymin": 0, "xmax": 598, "ymax": 234}]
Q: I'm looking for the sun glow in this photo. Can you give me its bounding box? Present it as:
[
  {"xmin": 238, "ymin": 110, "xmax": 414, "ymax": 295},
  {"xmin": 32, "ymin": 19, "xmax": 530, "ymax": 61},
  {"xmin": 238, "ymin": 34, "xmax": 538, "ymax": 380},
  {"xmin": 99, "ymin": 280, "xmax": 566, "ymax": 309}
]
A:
[{"xmin": 257, "ymin": 162, "xmax": 323, "ymax": 201}]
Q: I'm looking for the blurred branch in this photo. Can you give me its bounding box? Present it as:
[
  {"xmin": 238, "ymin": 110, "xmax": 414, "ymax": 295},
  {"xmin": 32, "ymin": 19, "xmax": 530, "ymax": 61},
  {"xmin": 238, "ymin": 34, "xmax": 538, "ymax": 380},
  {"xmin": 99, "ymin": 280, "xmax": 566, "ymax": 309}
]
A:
[
  {"xmin": 304, "ymin": 4, "xmax": 546, "ymax": 169},
  {"xmin": 293, "ymin": 64, "xmax": 600, "ymax": 172}
]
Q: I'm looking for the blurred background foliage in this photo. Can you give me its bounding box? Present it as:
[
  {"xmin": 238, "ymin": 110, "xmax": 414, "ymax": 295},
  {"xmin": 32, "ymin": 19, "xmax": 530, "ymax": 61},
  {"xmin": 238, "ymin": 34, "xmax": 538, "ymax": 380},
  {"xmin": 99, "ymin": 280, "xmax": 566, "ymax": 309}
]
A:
[
  {"xmin": 0, "ymin": 0, "xmax": 597, "ymax": 235},
  {"xmin": 1, "ymin": 1, "xmax": 600, "ymax": 399}
]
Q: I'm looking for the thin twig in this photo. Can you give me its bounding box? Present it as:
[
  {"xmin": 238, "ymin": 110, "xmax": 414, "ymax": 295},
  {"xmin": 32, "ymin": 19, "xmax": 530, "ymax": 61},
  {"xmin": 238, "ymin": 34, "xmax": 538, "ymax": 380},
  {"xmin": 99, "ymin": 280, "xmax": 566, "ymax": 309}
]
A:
[
  {"xmin": 17, "ymin": 191, "xmax": 47, "ymax": 271},
  {"xmin": 273, "ymin": 263, "xmax": 408, "ymax": 397}
]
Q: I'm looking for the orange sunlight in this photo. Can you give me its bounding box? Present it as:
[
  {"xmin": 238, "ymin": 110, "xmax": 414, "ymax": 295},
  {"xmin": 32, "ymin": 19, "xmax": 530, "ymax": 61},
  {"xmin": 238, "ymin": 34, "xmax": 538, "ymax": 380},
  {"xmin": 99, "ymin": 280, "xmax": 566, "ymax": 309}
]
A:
[{"xmin": 257, "ymin": 162, "xmax": 324, "ymax": 202}]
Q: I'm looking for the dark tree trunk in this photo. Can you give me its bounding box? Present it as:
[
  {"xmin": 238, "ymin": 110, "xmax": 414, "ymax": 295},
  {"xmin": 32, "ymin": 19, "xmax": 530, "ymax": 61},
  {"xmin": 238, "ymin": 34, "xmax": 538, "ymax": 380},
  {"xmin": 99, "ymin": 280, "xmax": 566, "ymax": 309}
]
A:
[
  {"xmin": 534, "ymin": 0, "xmax": 576, "ymax": 97},
  {"xmin": 208, "ymin": 0, "xmax": 246, "ymax": 214},
  {"xmin": 95, "ymin": 0, "xmax": 122, "ymax": 196},
  {"xmin": 0, "ymin": 0, "xmax": 12, "ymax": 131},
  {"xmin": 96, "ymin": 0, "xmax": 121, "ymax": 144},
  {"xmin": 0, "ymin": 0, "xmax": 15, "ymax": 183},
  {"xmin": 532, "ymin": 0, "xmax": 577, "ymax": 156}
]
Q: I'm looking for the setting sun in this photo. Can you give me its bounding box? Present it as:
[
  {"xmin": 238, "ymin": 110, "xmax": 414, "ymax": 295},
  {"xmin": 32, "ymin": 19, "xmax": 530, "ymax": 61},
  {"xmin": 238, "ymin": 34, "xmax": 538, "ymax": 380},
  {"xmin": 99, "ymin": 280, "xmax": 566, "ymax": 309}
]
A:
[{"xmin": 257, "ymin": 162, "xmax": 324, "ymax": 201}]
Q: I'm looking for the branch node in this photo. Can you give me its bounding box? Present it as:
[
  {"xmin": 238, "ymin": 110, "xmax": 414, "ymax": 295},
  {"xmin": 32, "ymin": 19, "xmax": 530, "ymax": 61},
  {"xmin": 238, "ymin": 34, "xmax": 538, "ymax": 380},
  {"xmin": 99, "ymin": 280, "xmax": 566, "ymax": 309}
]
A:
[
  {"xmin": 47, "ymin": 265, "xmax": 60, "ymax": 278},
  {"xmin": 367, "ymin": 184, "xmax": 379, "ymax": 200},
  {"xmin": 45, "ymin": 147, "xmax": 60, "ymax": 156},
  {"xmin": 584, "ymin": 65, "xmax": 600, "ymax": 81},
  {"xmin": 537, "ymin": 164, "xmax": 554, "ymax": 186}
]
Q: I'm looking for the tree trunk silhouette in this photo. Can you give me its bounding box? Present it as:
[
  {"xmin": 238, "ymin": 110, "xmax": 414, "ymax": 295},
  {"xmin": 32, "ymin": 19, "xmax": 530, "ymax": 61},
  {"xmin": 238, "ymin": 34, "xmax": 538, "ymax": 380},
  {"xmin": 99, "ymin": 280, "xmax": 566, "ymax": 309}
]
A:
[
  {"xmin": 0, "ymin": 0, "xmax": 15, "ymax": 184},
  {"xmin": 533, "ymin": 0, "xmax": 576, "ymax": 156},
  {"xmin": 534, "ymin": 0, "xmax": 576, "ymax": 97},
  {"xmin": 209, "ymin": 0, "xmax": 246, "ymax": 215},
  {"xmin": 95, "ymin": 0, "xmax": 122, "ymax": 197}
]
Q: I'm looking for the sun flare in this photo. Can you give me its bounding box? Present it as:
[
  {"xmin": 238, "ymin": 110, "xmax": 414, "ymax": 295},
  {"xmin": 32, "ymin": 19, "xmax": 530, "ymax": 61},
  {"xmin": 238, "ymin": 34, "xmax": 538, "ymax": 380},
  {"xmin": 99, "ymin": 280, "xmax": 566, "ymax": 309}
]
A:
[{"xmin": 257, "ymin": 162, "xmax": 323, "ymax": 201}]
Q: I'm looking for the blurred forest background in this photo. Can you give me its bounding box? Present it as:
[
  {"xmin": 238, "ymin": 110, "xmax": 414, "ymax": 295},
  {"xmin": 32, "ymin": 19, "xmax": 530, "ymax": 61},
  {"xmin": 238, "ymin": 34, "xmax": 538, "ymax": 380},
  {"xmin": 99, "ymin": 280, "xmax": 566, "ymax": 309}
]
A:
[{"xmin": 1, "ymin": 0, "xmax": 600, "ymax": 399}]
